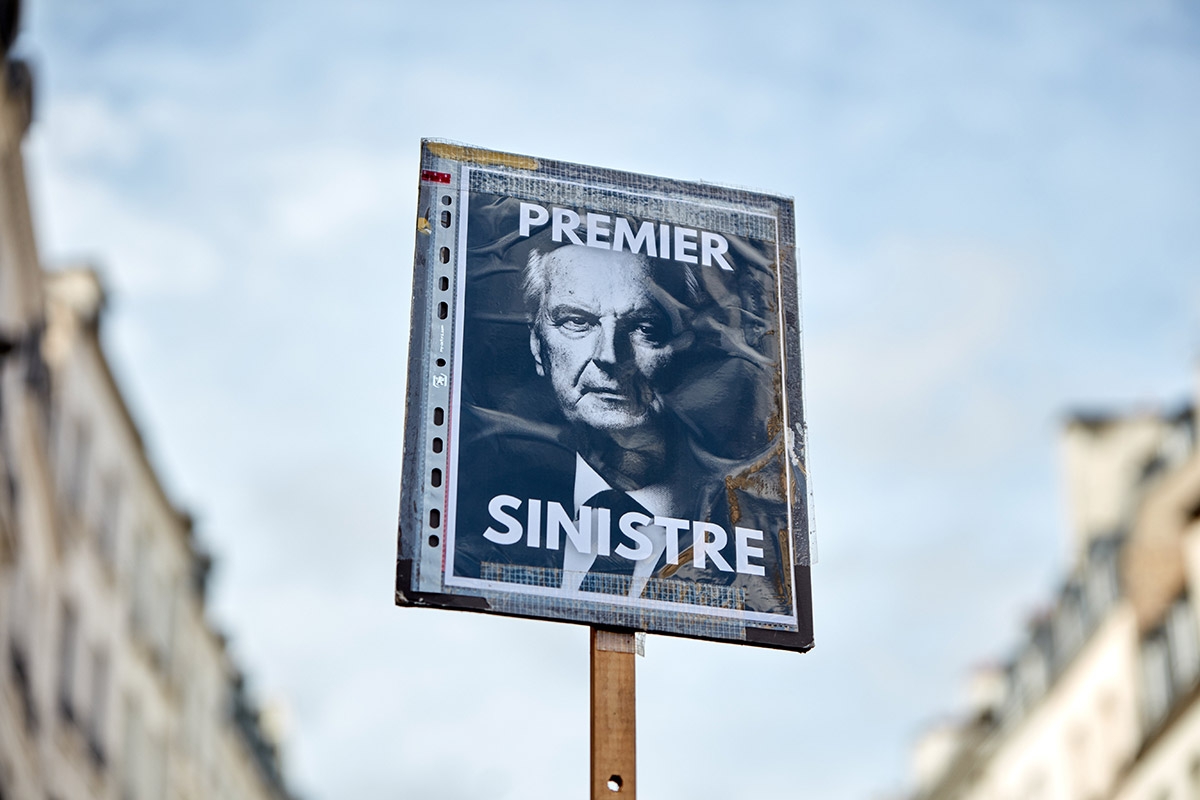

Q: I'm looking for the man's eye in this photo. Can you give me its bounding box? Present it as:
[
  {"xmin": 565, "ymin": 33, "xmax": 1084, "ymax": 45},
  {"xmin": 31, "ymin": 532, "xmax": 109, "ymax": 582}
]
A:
[
  {"xmin": 558, "ymin": 315, "xmax": 592, "ymax": 332},
  {"xmin": 633, "ymin": 322, "xmax": 666, "ymax": 343}
]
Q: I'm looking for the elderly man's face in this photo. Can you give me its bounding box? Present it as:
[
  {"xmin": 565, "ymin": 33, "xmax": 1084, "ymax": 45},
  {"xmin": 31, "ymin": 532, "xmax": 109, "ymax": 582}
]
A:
[{"xmin": 530, "ymin": 246, "xmax": 678, "ymax": 435}]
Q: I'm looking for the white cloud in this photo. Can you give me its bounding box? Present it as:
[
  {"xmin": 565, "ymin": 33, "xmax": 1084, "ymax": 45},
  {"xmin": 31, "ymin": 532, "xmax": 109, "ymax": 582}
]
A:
[
  {"xmin": 260, "ymin": 147, "xmax": 409, "ymax": 249},
  {"xmin": 28, "ymin": 140, "xmax": 223, "ymax": 296},
  {"xmin": 808, "ymin": 236, "xmax": 1033, "ymax": 462},
  {"xmin": 39, "ymin": 93, "xmax": 141, "ymax": 165}
]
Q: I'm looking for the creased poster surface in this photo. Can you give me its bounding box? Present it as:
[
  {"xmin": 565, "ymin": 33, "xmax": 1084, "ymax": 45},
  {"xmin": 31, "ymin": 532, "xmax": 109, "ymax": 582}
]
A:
[{"xmin": 398, "ymin": 144, "xmax": 812, "ymax": 651}]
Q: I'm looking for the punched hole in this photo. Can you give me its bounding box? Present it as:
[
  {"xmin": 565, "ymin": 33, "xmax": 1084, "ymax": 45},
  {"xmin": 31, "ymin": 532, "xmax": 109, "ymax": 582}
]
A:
[
  {"xmin": 434, "ymin": 407, "xmax": 444, "ymax": 426},
  {"xmin": 429, "ymin": 509, "xmax": 440, "ymax": 529},
  {"xmin": 439, "ymin": 247, "xmax": 449, "ymax": 264},
  {"xmin": 441, "ymin": 195, "xmax": 452, "ymax": 205},
  {"xmin": 432, "ymin": 438, "xmax": 443, "ymax": 453},
  {"xmin": 436, "ymin": 358, "xmax": 446, "ymax": 367},
  {"xmin": 439, "ymin": 275, "xmax": 449, "ymax": 290},
  {"xmin": 437, "ymin": 302, "xmax": 448, "ymax": 319},
  {"xmin": 430, "ymin": 468, "xmax": 442, "ymax": 487},
  {"xmin": 428, "ymin": 533, "xmax": 440, "ymax": 547},
  {"xmin": 440, "ymin": 210, "xmax": 451, "ymax": 228},
  {"xmin": 607, "ymin": 775, "xmax": 623, "ymax": 792}
]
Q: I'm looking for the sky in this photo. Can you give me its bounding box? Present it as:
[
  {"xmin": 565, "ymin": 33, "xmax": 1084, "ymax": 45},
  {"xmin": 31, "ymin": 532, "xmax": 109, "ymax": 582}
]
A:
[{"xmin": 15, "ymin": 0, "xmax": 1200, "ymax": 797}]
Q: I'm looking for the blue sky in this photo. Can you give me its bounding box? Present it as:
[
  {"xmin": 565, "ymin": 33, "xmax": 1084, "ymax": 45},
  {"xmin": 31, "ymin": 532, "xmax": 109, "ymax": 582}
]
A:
[{"xmin": 18, "ymin": 1, "xmax": 1200, "ymax": 797}]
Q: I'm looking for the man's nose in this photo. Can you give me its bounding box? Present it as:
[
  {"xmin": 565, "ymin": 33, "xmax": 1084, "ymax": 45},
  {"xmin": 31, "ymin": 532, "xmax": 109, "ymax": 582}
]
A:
[
  {"xmin": 591, "ymin": 319, "xmax": 618, "ymax": 364},
  {"xmin": 590, "ymin": 318, "xmax": 627, "ymax": 368}
]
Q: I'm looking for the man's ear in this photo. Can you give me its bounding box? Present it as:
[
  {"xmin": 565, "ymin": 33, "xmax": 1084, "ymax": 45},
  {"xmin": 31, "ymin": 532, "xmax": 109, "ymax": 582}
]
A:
[{"xmin": 529, "ymin": 327, "xmax": 545, "ymax": 377}]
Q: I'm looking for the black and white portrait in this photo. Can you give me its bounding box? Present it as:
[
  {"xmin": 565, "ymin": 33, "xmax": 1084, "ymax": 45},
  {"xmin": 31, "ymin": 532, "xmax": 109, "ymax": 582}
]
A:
[{"xmin": 445, "ymin": 191, "xmax": 795, "ymax": 618}]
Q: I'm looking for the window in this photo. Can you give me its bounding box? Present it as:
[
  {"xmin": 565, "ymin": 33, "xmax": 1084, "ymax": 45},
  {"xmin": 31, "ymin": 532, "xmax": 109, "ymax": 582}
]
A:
[
  {"xmin": 1168, "ymin": 598, "xmax": 1200, "ymax": 691},
  {"xmin": 130, "ymin": 531, "xmax": 150, "ymax": 640},
  {"xmin": 122, "ymin": 695, "xmax": 144, "ymax": 800},
  {"xmin": 155, "ymin": 572, "xmax": 173, "ymax": 670},
  {"xmin": 57, "ymin": 601, "xmax": 78, "ymax": 725},
  {"xmin": 1142, "ymin": 635, "xmax": 1172, "ymax": 729},
  {"xmin": 129, "ymin": 534, "xmax": 176, "ymax": 677},
  {"xmin": 62, "ymin": 418, "xmax": 91, "ymax": 516},
  {"xmin": 148, "ymin": 568, "xmax": 172, "ymax": 672},
  {"xmin": 0, "ymin": 439, "xmax": 15, "ymax": 559},
  {"xmin": 1056, "ymin": 591, "xmax": 1086, "ymax": 666},
  {"xmin": 181, "ymin": 678, "xmax": 200, "ymax": 756},
  {"xmin": 1016, "ymin": 643, "xmax": 1049, "ymax": 709},
  {"xmin": 9, "ymin": 637, "xmax": 36, "ymax": 734},
  {"xmin": 1085, "ymin": 552, "xmax": 1119, "ymax": 616},
  {"xmin": 88, "ymin": 648, "xmax": 109, "ymax": 768},
  {"xmin": 147, "ymin": 732, "xmax": 167, "ymax": 800},
  {"xmin": 1067, "ymin": 724, "xmax": 1090, "ymax": 799},
  {"xmin": 1097, "ymin": 691, "xmax": 1121, "ymax": 782},
  {"xmin": 7, "ymin": 577, "xmax": 37, "ymax": 734},
  {"xmin": 96, "ymin": 474, "xmax": 121, "ymax": 568}
]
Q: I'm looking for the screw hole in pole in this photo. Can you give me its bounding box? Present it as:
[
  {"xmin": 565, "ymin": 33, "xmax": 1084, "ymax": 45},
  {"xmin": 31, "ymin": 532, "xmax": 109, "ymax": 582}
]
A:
[{"xmin": 607, "ymin": 775, "xmax": 623, "ymax": 792}]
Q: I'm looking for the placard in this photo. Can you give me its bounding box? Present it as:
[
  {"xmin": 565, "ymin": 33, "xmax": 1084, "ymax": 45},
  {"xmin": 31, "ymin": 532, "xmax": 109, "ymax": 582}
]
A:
[{"xmin": 396, "ymin": 141, "xmax": 813, "ymax": 651}]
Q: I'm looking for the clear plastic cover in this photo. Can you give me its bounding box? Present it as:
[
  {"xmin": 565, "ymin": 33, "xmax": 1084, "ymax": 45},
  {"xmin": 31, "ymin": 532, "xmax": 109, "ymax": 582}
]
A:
[{"xmin": 397, "ymin": 141, "xmax": 812, "ymax": 651}]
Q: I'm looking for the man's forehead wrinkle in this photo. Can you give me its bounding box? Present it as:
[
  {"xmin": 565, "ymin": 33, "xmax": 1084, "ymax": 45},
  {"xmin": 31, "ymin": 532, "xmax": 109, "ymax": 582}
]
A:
[
  {"xmin": 546, "ymin": 302, "xmax": 599, "ymax": 318},
  {"xmin": 543, "ymin": 266, "xmax": 657, "ymax": 319},
  {"xmin": 544, "ymin": 294, "xmax": 657, "ymax": 320}
]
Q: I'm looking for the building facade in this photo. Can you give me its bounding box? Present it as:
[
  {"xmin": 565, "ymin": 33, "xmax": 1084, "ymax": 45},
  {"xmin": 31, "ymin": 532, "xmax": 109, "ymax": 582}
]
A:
[
  {"xmin": 910, "ymin": 384, "xmax": 1200, "ymax": 800},
  {"xmin": 0, "ymin": 7, "xmax": 296, "ymax": 800}
]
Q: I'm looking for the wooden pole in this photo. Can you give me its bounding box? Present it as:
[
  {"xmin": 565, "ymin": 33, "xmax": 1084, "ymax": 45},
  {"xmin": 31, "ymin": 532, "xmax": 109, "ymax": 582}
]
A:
[{"xmin": 590, "ymin": 627, "xmax": 637, "ymax": 799}]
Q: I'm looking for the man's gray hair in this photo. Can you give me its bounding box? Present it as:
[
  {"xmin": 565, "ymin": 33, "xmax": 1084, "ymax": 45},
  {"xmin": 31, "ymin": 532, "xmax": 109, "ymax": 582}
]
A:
[
  {"xmin": 521, "ymin": 248, "xmax": 551, "ymax": 322},
  {"xmin": 523, "ymin": 245, "xmax": 662, "ymax": 323}
]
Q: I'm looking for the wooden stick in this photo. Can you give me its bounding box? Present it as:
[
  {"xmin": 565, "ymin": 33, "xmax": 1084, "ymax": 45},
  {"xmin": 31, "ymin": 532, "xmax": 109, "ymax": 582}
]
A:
[{"xmin": 591, "ymin": 627, "xmax": 637, "ymax": 799}]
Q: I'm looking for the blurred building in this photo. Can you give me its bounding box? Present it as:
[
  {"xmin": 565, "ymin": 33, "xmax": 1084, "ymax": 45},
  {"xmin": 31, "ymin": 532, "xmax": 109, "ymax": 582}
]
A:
[
  {"xmin": 910, "ymin": 385, "xmax": 1200, "ymax": 799},
  {"xmin": 0, "ymin": 7, "xmax": 296, "ymax": 800}
]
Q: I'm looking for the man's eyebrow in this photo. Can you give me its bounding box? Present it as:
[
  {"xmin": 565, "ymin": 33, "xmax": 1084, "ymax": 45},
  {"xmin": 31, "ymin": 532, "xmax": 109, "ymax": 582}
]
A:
[
  {"xmin": 624, "ymin": 300, "xmax": 670, "ymax": 321},
  {"xmin": 625, "ymin": 306, "xmax": 666, "ymax": 320},
  {"xmin": 546, "ymin": 303, "xmax": 597, "ymax": 316}
]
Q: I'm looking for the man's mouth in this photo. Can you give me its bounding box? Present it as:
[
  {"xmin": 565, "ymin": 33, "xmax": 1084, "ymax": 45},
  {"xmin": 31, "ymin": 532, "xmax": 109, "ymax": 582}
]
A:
[{"xmin": 580, "ymin": 386, "xmax": 630, "ymax": 402}]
